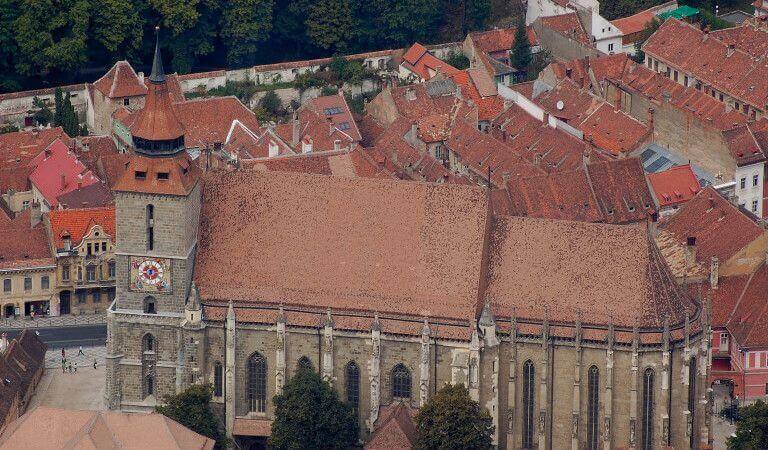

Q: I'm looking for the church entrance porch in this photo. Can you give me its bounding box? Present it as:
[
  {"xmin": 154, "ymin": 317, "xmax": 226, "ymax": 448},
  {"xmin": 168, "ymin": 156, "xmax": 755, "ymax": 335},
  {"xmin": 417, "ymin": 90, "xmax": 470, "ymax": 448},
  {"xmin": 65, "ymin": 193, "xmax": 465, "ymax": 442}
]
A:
[
  {"xmin": 24, "ymin": 300, "xmax": 49, "ymax": 317},
  {"xmin": 233, "ymin": 418, "xmax": 271, "ymax": 450}
]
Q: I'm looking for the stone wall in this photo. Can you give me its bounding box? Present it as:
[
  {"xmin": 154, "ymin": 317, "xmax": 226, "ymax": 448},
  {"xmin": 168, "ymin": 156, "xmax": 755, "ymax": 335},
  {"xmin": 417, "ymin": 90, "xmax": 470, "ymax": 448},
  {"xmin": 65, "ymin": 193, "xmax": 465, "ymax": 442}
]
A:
[{"xmin": 532, "ymin": 20, "xmax": 602, "ymax": 62}]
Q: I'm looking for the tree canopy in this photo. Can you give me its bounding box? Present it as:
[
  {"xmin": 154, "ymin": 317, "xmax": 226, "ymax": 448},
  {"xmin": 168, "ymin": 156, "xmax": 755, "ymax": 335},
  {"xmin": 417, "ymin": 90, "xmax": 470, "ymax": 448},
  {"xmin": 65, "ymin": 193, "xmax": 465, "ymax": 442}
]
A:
[
  {"xmin": 0, "ymin": 0, "xmax": 495, "ymax": 93},
  {"xmin": 155, "ymin": 384, "xmax": 227, "ymax": 449},
  {"xmin": 510, "ymin": 18, "xmax": 532, "ymax": 73},
  {"xmin": 269, "ymin": 368, "xmax": 358, "ymax": 450},
  {"xmin": 415, "ymin": 384, "xmax": 494, "ymax": 450},
  {"xmin": 728, "ymin": 399, "xmax": 768, "ymax": 449}
]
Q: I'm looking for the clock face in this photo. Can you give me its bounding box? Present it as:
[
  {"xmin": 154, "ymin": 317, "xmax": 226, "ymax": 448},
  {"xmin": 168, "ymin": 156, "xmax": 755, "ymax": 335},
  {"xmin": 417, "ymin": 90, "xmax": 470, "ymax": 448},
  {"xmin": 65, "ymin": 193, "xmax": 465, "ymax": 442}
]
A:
[
  {"xmin": 130, "ymin": 257, "xmax": 172, "ymax": 293},
  {"xmin": 138, "ymin": 260, "xmax": 164, "ymax": 285}
]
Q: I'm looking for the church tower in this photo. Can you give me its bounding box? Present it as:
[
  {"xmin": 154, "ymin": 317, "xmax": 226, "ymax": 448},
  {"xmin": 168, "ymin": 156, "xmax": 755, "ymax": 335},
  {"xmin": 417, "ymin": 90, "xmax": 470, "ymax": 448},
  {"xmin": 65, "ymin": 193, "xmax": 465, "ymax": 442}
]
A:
[{"xmin": 105, "ymin": 29, "xmax": 203, "ymax": 410}]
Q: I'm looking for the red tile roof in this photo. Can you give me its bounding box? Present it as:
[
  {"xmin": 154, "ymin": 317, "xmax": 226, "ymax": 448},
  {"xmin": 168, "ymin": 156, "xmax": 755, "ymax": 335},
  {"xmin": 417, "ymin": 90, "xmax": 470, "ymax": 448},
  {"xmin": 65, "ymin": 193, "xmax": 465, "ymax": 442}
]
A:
[
  {"xmin": 92, "ymin": 61, "xmax": 148, "ymax": 99},
  {"xmin": 56, "ymin": 182, "xmax": 114, "ymax": 209},
  {"xmin": 659, "ymin": 186, "xmax": 764, "ymax": 265},
  {"xmin": 28, "ymin": 139, "xmax": 100, "ymax": 208},
  {"xmin": 129, "ymin": 80, "xmax": 184, "ymax": 142},
  {"xmin": 47, "ymin": 206, "xmax": 115, "ymax": 250},
  {"xmin": 502, "ymin": 169, "xmax": 604, "ymax": 222},
  {"xmin": 224, "ymin": 122, "xmax": 293, "ymax": 160},
  {"xmin": 449, "ymin": 70, "xmax": 504, "ymax": 121},
  {"xmin": 0, "ymin": 210, "xmax": 53, "ymax": 270},
  {"xmin": 113, "ymin": 153, "xmax": 200, "ymax": 196},
  {"xmin": 305, "ymin": 93, "xmax": 362, "ymax": 142},
  {"xmin": 647, "ymin": 164, "xmax": 702, "ymax": 208},
  {"xmin": 539, "ymin": 13, "xmax": 591, "ymax": 45},
  {"xmin": 611, "ymin": 4, "xmax": 667, "ymax": 37},
  {"xmin": 586, "ymin": 158, "xmax": 657, "ymax": 224},
  {"xmin": 242, "ymin": 148, "xmax": 392, "ymax": 179},
  {"xmin": 365, "ymin": 402, "xmax": 417, "ymax": 450},
  {"xmin": 469, "ymin": 26, "xmax": 539, "ymax": 53},
  {"xmin": 174, "ymin": 97, "xmax": 260, "ymax": 148},
  {"xmin": 722, "ymin": 123, "xmax": 768, "ymax": 166},
  {"xmin": 401, "ymin": 43, "xmax": 460, "ymax": 81},
  {"xmin": 0, "ymin": 127, "xmax": 72, "ymax": 192},
  {"xmin": 724, "ymin": 264, "xmax": 768, "ymax": 348}
]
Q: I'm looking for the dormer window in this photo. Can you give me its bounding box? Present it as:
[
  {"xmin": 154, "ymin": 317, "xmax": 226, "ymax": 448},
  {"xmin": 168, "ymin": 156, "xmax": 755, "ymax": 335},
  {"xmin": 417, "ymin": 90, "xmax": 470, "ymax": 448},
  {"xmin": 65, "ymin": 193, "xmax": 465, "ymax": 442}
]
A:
[
  {"xmin": 157, "ymin": 172, "xmax": 169, "ymax": 181},
  {"xmin": 124, "ymin": 98, "xmax": 130, "ymax": 106},
  {"xmin": 135, "ymin": 171, "xmax": 147, "ymax": 180}
]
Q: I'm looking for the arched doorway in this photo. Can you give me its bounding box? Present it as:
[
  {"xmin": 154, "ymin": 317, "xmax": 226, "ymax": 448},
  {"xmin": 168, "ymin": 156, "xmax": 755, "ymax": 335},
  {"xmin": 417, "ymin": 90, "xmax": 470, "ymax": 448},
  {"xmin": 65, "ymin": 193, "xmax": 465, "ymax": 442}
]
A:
[
  {"xmin": 59, "ymin": 290, "xmax": 71, "ymax": 315},
  {"xmin": 3, "ymin": 304, "xmax": 15, "ymax": 318}
]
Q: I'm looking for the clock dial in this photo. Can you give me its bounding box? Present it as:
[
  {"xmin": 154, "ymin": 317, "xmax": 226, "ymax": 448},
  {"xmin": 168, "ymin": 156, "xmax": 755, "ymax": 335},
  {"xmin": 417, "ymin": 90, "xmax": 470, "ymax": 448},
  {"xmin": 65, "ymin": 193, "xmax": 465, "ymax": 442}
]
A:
[
  {"xmin": 138, "ymin": 260, "xmax": 164, "ymax": 285},
  {"xmin": 130, "ymin": 257, "xmax": 172, "ymax": 293}
]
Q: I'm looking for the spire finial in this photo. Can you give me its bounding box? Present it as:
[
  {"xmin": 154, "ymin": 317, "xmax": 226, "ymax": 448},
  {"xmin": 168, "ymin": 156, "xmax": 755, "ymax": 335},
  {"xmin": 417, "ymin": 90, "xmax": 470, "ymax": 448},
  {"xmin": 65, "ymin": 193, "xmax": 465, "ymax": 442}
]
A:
[{"xmin": 149, "ymin": 26, "xmax": 166, "ymax": 84}]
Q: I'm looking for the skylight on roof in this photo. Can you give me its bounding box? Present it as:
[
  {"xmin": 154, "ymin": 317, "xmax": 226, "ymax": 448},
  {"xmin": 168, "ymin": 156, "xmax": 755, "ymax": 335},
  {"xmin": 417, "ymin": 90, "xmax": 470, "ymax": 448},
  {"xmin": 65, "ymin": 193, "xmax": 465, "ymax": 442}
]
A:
[
  {"xmin": 324, "ymin": 107, "xmax": 343, "ymax": 115},
  {"xmin": 338, "ymin": 122, "xmax": 350, "ymax": 130}
]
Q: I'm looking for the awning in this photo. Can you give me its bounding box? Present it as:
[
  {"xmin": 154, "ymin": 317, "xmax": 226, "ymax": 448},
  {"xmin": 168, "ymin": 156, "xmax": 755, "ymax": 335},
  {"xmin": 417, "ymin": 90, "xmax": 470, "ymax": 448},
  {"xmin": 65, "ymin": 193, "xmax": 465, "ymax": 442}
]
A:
[
  {"xmin": 657, "ymin": 5, "xmax": 699, "ymax": 21},
  {"xmin": 233, "ymin": 418, "xmax": 272, "ymax": 437}
]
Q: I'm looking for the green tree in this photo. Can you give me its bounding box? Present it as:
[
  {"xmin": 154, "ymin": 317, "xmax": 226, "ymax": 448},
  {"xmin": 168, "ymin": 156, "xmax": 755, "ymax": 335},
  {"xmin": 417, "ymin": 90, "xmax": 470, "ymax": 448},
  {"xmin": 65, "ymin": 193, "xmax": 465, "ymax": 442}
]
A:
[
  {"xmin": 32, "ymin": 97, "xmax": 53, "ymax": 126},
  {"xmin": 90, "ymin": 0, "xmax": 143, "ymax": 60},
  {"xmin": 14, "ymin": 0, "xmax": 90, "ymax": 76},
  {"xmin": 0, "ymin": 0, "xmax": 21, "ymax": 92},
  {"xmin": 444, "ymin": 51, "xmax": 470, "ymax": 70},
  {"xmin": 306, "ymin": 0, "xmax": 354, "ymax": 54},
  {"xmin": 53, "ymin": 87, "xmax": 64, "ymax": 128},
  {"xmin": 60, "ymin": 92, "xmax": 79, "ymax": 137},
  {"xmin": 371, "ymin": 0, "xmax": 442, "ymax": 48},
  {"xmin": 269, "ymin": 368, "xmax": 358, "ymax": 450},
  {"xmin": 415, "ymin": 384, "xmax": 494, "ymax": 450},
  {"xmin": 510, "ymin": 18, "xmax": 532, "ymax": 73},
  {"xmin": 464, "ymin": 0, "xmax": 491, "ymax": 34},
  {"xmin": 728, "ymin": 399, "xmax": 768, "ymax": 449},
  {"xmin": 150, "ymin": 0, "xmax": 220, "ymax": 73},
  {"xmin": 221, "ymin": 0, "xmax": 273, "ymax": 67},
  {"xmin": 156, "ymin": 384, "xmax": 227, "ymax": 449},
  {"xmin": 271, "ymin": 0, "xmax": 313, "ymax": 59}
]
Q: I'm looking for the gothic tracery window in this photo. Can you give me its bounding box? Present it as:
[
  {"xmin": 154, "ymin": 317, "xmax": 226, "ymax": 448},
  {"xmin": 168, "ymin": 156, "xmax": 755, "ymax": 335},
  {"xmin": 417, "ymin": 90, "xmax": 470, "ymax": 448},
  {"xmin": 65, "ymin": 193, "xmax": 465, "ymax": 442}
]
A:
[
  {"xmin": 642, "ymin": 368, "xmax": 655, "ymax": 450},
  {"xmin": 214, "ymin": 361, "xmax": 223, "ymax": 397},
  {"xmin": 346, "ymin": 361, "xmax": 360, "ymax": 415},
  {"xmin": 587, "ymin": 365, "xmax": 600, "ymax": 450},
  {"xmin": 688, "ymin": 357, "xmax": 697, "ymax": 449},
  {"xmin": 522, "ymin": 360, "xmax": 535, "ymax": 449},
  {"xmin": 144, "ymin": 374, "xmax": 154, "ymax": 397},
  {"xmin": 392, "ymin": 364, "xmax": 411, "ymax": 399},
  {"xmin": 248, "ymin": 352, "xmax": 267, "ymax": 413},
  {"xmin": 146, "ymin": 204, "xmax": 154, "ymax": 251}
]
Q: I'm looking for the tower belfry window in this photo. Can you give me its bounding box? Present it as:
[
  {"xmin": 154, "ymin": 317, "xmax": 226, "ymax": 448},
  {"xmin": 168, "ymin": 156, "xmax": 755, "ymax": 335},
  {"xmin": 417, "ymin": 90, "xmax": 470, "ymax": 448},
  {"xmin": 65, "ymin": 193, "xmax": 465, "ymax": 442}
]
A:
[{"xmin": 146, "ymin": 204, "xmax": 154, "ymax": 251}]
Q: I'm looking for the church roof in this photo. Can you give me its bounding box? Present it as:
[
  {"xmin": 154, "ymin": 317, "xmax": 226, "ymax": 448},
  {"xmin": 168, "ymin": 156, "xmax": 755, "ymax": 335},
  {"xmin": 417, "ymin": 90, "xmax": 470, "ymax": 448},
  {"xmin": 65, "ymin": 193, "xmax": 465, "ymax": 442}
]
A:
[
  {"xmin": 92, "ymin": 61, "xmax": 147, "ymax": 99},
  {"xmin": 113, "ymin": 153, "xmax": 200, "ymax": 196},
  {"xmin": 196, "ymin": 169, "xmax": 695, "ymax": 335}
]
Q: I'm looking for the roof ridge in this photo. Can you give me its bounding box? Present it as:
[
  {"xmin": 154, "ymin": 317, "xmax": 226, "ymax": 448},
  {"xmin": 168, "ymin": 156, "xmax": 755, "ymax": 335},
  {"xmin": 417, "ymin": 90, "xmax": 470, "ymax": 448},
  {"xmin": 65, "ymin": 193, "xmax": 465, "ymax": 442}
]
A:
[{"xmin": 726, "ymin": 265, "xmax": 760, "ymax": 327}]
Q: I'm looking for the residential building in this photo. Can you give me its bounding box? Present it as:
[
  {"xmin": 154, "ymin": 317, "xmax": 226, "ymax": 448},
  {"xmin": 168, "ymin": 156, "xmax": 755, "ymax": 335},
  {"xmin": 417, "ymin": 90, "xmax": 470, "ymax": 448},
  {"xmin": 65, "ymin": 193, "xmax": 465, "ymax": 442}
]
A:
[
  {"xmin": 527, "ymin": 0, "xmax": 623, "ymax": 55},
  {"xmin": 0, "ymin": 407, "xmax": 215, "ymax": 449},
  {"xmin": 0, "ymin": 208, "xmax": 56, "ymax": 318},
  {"xmin": 28, "ymin": 139, "xmax": 101, "ymax": 212},
  {"xmin": 756, "ymin": 0, "xmax": 768, "ymax": 18},
  {"xmin": 463, "ymin": 26, "xmax": 540, "ymax": 84},
  {"xmin": 0, "ymin": 330, "xmax": 46, "ymax": 436},
  {"xmin": 610, "ymin": 1, "xmax": 678, "ymax": 54},
  {"xmin": 45, "ymin": 206, "xmax": 116, "ymax": 316},
  {"xmin": 398, "ymin": 43, "xmax": 460, "ymax": 82},
  {"xmin": 647, "ymin": 164, "xmax": 702, "ymax": 215}
]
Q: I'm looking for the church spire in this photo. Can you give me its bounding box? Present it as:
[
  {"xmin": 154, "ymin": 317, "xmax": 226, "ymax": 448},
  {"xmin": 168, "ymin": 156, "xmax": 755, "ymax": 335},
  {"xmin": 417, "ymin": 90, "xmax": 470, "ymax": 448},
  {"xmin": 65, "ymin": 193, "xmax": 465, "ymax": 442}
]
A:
[{"xmin": 149, "ymin": 26, "xmax": 166, "ymax": 84}]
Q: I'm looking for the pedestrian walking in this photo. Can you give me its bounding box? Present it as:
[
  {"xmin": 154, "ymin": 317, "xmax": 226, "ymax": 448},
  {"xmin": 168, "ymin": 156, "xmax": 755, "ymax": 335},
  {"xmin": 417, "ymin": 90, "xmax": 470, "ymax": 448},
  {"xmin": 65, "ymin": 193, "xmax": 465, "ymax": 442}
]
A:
[
  {"xmin": 68, "ymin": 362, "xmax": 73, "ymax": 373},
  {"xmin": 30, "ymin": 311, "xmax": 34, "ymax": 320},
  {"xmin": 61, "ymin": 359, "xmax": 66, "ymax": 373},
  {"xmin": 93, "ymin": 359, "xmax": 97, "ymax": 370},
  {"xmin": 73, "ymin": 361, "xmax": 77, "ymax": 373},
  {"xmin": 61, "ymin": 347, "xmax": 65, "ymax": 359},
  {"xmin": 78, "ymin": 346, "xmax": 84, "ymax": 356}
]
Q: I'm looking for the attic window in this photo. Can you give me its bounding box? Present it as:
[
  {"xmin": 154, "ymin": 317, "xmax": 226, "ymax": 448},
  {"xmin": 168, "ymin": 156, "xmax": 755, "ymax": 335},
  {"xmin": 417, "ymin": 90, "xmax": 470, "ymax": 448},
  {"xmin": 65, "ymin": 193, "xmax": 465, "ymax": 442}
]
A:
[
  {"xmin": 607, "ymin": 208, "xmax": 614, "ymax": 215},
  {"xmin": 157, "ymin": 172, "xmax": 169, "ymax": 181},
  {"xmin": 135, "ymin": 171, "xmax": 147, "ymax": 180},
  {"xmin": 338, "ymin": 122, "xmax": 350, "ymax": 130}
]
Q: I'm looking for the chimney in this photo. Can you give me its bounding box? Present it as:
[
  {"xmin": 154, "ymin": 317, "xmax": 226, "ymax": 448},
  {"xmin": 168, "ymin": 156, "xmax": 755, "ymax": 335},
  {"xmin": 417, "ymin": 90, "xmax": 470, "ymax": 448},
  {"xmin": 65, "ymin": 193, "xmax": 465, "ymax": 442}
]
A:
[
  {"xmin": 406, "ymin": 88, "xmax": 416, "ymax": 101},
  {"xmin": 710, "ymin": 257, "xmax": 719, "ymax": 289},
  {"xmin": 301, "ymin": 138, "xmax": 313, "ymax": 154},
  {"xmin": 30, "ymin": 201, "xmax": 42, "ymax": 228},
  {"xmin": 268, "ymin": 140, "xmax": 279, "ymax": 158},
  {"xmin": 77, "ymin": 173, "xmax": 83, "ymax": 189},
  {"xmin": 685, "ymin": 236, "xmax": 697, "ymax": 268},
  {"xmin": 727, "ymin": 43, "xmax": 736, "ymax": 57},
  {"xmin": 565, "ymin": 67, "xmax": 573, "ymax": 78},
  {"xmin": 61, "ymin": 174, "xmax": 67, "ymax": 189},
  {"xmin": 333, "ymin": 140, "xmax": 341, "ymax": 151},
  {"xmin": 582, "ymin": 150, "xmax": 591, "ymax": 168},
  {"xmin": 411, "ymin": 122, "xmax": 418, "ymax": 138},
  {"xmin": 0, "ymin": 333, "xmax": 7, "ymax": 353},
  {"xmin": 647, "ymin": 107, "xmax": 655, "ymax": 129},
  {"xmin": 291, "ymin": 113, "xmax": 300, "ymax": 147},
  {"xmin": 138, "ymin": 71, "xmax": 145, "ymax": 84}
]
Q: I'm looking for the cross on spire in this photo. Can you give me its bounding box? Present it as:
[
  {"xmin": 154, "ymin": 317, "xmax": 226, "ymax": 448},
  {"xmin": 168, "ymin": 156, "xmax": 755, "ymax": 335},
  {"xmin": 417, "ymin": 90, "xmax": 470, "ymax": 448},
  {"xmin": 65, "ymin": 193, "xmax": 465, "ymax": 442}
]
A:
[{"xmin": 149, "ymin": 26, "xmax": 166, "ymax": 84}]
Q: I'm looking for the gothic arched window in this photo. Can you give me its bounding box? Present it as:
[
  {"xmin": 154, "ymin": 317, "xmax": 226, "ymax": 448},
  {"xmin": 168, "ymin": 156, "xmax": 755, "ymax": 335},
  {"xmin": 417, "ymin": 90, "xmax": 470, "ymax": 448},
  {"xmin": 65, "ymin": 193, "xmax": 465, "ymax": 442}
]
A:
[
  {"xmin": 144, "ymin": 374, "xmax": 154, "ymax": 397},
  {"xmin": 297, "ymin": 356, "xmax": 313, "ymax": 372},
  {"xmin": 522, "ymin": 360, "xmax": 535, "ymax": 449},
  {"xmin": 143, "ymin": 296, "xmax": 156, "ymax": 314},
  {"xmin": 214, "ymin": 361, "xmax": 223, "ymax": 397},
  {"xmin": 392, "ymin": 364, "xmax": 411, "ymax": 398},
  {"xmin": 587, "ymin": 365, "xmax": 600, "ymax": 450},
  {"xmin": 642, "ymin": 368, "xmax": 655, "ymax": 450},
  {"xmin": 346, "ymin": 361, "xmax": 360, "ymax": 415},
  {"xmin": 142, "ymin": 333, "xmax": 154, "ymax": 352},
  {"xmin": 248, "ymin": 352, "xmax": 267, "ymax": 412},
  {"xmin": 688, "ymin": 357, "xmax": 697, "ymax": 449},
  {"xmin": 146, "ymin": 204, "xmax": 154, "ymax": 251}
]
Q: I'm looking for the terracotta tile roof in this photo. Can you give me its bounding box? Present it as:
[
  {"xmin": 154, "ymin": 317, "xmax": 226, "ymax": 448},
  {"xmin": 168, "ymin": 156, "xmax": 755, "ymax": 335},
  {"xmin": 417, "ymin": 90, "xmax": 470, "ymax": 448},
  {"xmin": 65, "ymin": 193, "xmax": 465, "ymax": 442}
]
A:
[
  {"xmin": 74, "ymin": 135, "xmax": 120, "ymax": 173},
  {"xmin": 0, "ymin": 127, "xmax": 72, "ymax": 192},
  {"xmin": 92, "ymin": 60, "xmax": 147, "ymax": 99},
  {"xmin": 113, "ymin": 153, "xmax": 201, "ymax": 196},
  {"xmin": 658, "ymin": 186, "xmax": 764, "ymax": 265},
  {"xmin": 539, "ymin": 13, "xmax": 590, "ymax": 45},
  {"xmin": 233, "ymin": 418, "xmax": 272, "ymax": 437},
  {"xmin": 502, "ymin": 169, "xmax": 604, "ymax": 222},
  {"xmin": 698, "ymin": 274, "xmax": 751, "ymax": 328},
  {"xmin": 469, "ymin": 26, "xmax": 539, "ymax": 53},
  {"xmin": 0, "ymin": 329, "xmax": 46, "ymax": 414},
  {"xmin": 449, "ymin": 70, "xmax": 504, "ymax": 121},
  {"xmin": 0, "ymin": 407, "xmax": 215, "ymax": 450},
  {"xmin": 0, "ymin": 210, "xmax": 53, "ymax": 270},
  {"xmin": 722, "ymin": 123, "xmax": 768, "ymax": 166},
  {"xmin": 643, "ymin": 18, "xmax": 768, "ymax": 110},
  {"xmin": 28, "ymin": 139, "xmax": 100, "ymax": 208},
  {"xmin": 486, "ymin": 217, "xmax": 694, "ymax": 328},
  {"xmin": 55, "ymin": 182, "xmax": 114, "ymax": 209},
  {"xmin": 196, "ymin": 170, "xmax": 489, "ymax": 323},
  {"xmin": 95, "ymin": 153, "xmax": 132, "ymax": 189},
  {"xmin": 129, "ymin": 79, "xmax": 184, "ymax": 142},
  {"xmin": 224, "ymin": 122, "xmax": 293, "ymax": 160},
  {"xmin": 611, "ymin": 3, "xmax": 667, "ymax": 37},
  {"xmin": 388, "ymin": 83, "xmax": 459, "ymax": 123},
  {"xmin": 47, "ymin": 206, "xmax": 115, "ymax": 250},
  {"xmin": 724, "ymin": 264, "xmax": 768, "ymax": 348},
  {"xmin": 174, "ymin": 96, "xmax": 260, "ymax": 148},
  {"xmin": 416, "ymin": 113, "xmax": 452, "ymax": 143},
  {"xmin": 401, "ymin": 43, "xmax": 460, "ymax": 81},
  {"xmin": 305, "ymin": 93, "xmax": 362, "ymax": 142},
  {"xmin": 586, "ymin": 158, "xmax": 656, "ymax": 224},
  {"xmin": 365, "ymin": 402, "xmax": 417, "ymax": 450},
  {"xmin": 242, "ymin": 148, "xmax": 393, "ymax": 179},
  {"xmin": 647, "ymin": 164, "xmax": 702, "ymax": 208},
  {"xmin": 356, "ymin": 115, "xmax": 385, "ymax": 147}
]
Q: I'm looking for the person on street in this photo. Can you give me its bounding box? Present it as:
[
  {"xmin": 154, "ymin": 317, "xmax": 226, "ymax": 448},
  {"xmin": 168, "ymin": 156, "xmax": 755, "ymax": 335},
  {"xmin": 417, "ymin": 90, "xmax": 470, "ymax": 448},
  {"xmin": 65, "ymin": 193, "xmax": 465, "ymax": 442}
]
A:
[
  {"xmin": 68, "ymin": 362, "xmax": 73, "ymax": 373},
  {"xmin": 73, "ymin": 361, "xmax": 77, "ymax": 373},
  {"xmin": 61, "ymin": 347, "xmax": 65, "ymax": 359},
  {"xmin": 93, "ymin": 359, "xmax": 97, "ymax": 369},
  {"xmin": 61, "ymin": 359, "xmax": 66, "ymax": 373},
  {"xmin": 78, "ymin": 346, "xmax": 84, "ymax": 356}
]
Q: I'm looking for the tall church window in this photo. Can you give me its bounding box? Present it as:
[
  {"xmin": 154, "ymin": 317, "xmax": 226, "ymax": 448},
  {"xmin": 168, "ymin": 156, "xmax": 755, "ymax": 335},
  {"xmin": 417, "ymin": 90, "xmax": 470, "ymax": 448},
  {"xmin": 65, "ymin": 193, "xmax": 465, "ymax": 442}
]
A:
[
  {"xmin": 297, "ymin": 356, "xmax": 313, "ymax": 372},
  {"xmin": 143, "ymin": 296, "xmax": 156, "ymax": 314},
  {"xmin": 142, "ymin": 333, "xmax": 155, "ymax": 352},
  {"xmin": 587, "ymin": 365, "xmax": 600, "ymax": 450},
  {"xmin": 214, "ymin": 361, "xmax": 223, "ymax": 397},
  {"xmin": 144, "ymin": 374, "xmax": 154, "ymax": 397},
  {"xmin": 688, "ymin": 357, "xmax": 697, "ymax": 449},
  {"xmin": 392, "ymin": 364, "xmax": 411, "ymax": 398},
  {"xmin": 146, "ymin": 204, "xmax": 154, "ymax": 251},
  {"xmin": 642, "ymin": 368, "xmax": 655, "ymax": 450},
  {"xmin": 248, "ymin": 352, "xmax": 267, "ymax": 413},
  {"xmin": 522, "ymin": 360, "xmax": 535, "ymax": 449},
  {"xmin": 346, "ymin": 361, "xmax": 360, "ymax": 415}
]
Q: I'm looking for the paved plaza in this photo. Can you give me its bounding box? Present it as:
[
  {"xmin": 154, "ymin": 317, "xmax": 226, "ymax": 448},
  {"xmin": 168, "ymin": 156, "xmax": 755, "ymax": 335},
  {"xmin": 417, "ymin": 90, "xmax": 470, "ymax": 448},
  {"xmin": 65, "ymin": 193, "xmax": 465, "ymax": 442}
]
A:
[
  {"xmin": 1, "ymin": 312, "xmax": 106, "ymax": 330},
  {"xmin": 29, "ymin": 346, "xmax": 107, "ymax": 411}
]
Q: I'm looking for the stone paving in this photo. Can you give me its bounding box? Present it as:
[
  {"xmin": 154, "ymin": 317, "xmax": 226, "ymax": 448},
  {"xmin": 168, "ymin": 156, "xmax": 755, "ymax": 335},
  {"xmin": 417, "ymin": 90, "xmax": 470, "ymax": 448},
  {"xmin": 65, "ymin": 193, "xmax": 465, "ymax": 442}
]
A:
[
  {"xmin": 29, "ymin": 345, "xmax": 107, "ymax": 411},
  {"xmin": 0, "ymin": 312, "xmax": 106, "ymax": 329}
]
